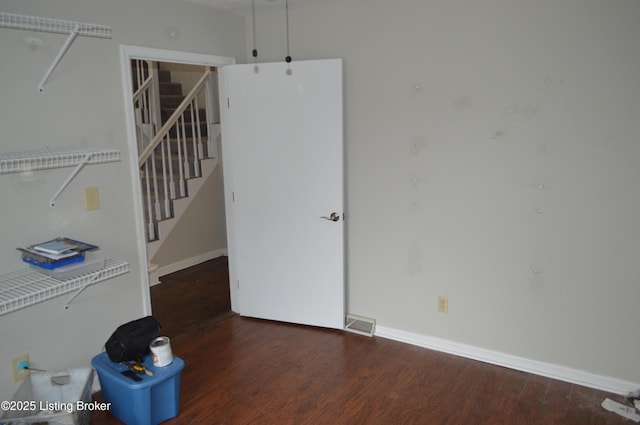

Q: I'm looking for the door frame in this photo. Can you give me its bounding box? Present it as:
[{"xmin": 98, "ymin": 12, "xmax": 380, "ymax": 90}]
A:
[{"xmin": 119, "ymin": 45, "xmax": 236, "ymax": 315}]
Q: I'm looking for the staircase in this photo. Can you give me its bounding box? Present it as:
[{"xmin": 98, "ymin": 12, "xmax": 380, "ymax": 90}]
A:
[{"xmin": 132, "ymin": 60, "xmax": 221, "ymax": 265}]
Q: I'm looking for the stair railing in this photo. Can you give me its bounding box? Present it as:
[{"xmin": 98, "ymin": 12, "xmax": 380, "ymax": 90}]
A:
[
  {"xmin": 137, "ymin": 69, "xmax": 214, "ymax": 241},
  {"xmin": 132, "ymin": 60, "xmax": 162, "ymax": 240}
]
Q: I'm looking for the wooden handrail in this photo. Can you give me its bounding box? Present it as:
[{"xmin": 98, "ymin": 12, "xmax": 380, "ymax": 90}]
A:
[
  {"xmin": 132, "ymin": 75, "xmax": 153, "ymax": 103},
  {"xmin": 138, "ymin": 70, "xmax": 210, "ymax": 167}
]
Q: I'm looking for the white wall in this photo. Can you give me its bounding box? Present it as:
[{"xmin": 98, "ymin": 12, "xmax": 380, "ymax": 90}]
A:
[
  {"xmin": 0, "ymin": 0, "xmax": 245, "ymax": 400},
  {"xmin": 250, "ymin": 0, "xmax": 640, "ymax": 388},
  {"xmin": 152, "ymin": 160, "xmax": 228, "ymax": 269}
]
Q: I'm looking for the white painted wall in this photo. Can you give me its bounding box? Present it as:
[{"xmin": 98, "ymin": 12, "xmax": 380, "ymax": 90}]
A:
[
  {"xmin": 151, "ymin": 161, "xmax": 227, "ymax": 269},
  {"xmin": 0, "ymin": 0, "xmax": 245, "ymax": 400},
  {"xmin": 249, "ymin": 0, "xmax": 640, "ymax": 388}
]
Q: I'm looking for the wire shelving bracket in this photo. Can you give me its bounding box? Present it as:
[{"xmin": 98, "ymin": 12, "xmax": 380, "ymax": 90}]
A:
[
  {"xmin": 0, "ymin": 12, "xmax": 112, "ymax": 93},
  {"xmin": 0, "ymin": 259, "xmax": 129, "ymax": 315},
  {"xmin": 0, "ymin": 147, "xmax": 121, "ymax": 207}
]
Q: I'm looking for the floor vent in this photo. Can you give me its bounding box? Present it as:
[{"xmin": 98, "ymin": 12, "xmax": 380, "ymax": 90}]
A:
[{"xmin": 345, "ymin": 314, "xmax": 376, "ymax": 337}]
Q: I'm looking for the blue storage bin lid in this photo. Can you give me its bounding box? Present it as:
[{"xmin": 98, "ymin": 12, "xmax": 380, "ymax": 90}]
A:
[{"xmin": 91, "ymin": 351, "xmax": 184, "ymax": 389}]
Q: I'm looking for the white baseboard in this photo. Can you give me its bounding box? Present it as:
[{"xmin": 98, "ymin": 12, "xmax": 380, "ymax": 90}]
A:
[
  {"xmin": 375, "ymin": 326, "xmax": 638, "ymax": 396},
  {"xmin": 148, "ymin": 270, "xmax": 161, "ymax": 286},
  {"xmin": 153, "ymin": 248, "xmax": 228, "ymax": 281}
]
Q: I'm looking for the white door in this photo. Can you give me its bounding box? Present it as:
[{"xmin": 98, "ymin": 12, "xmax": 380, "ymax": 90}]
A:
[{"xmin": 219, "ymin": 59, "xmax": 344, "ymax": 329}]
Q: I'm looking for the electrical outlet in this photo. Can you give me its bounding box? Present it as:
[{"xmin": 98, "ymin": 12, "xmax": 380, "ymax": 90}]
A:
[
  {"xmin": 84, "ymin": 186, "xmax": 100, "ymax": 210},
  {"xmin": 12, "ymin": 354, "xmax": 29, "ymax": 382},
  {"xmin": 437, "ymin": 296, "xmax": 448, "ymax": 313}
]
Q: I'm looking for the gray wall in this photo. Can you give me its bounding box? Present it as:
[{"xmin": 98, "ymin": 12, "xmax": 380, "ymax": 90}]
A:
[
  {"xmin": 0, "ymin": 0, "xmax": 245, "ymax": 400},
  {"xmin": 250, "ymin": 0, "xmax": 640, "ymax": 386}
]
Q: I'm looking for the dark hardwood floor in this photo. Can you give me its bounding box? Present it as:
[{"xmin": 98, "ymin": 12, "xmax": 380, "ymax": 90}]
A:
[
  {"xmin": 91, "ymin": 257, "xmax": 632, "ymax": 424},
  {"xmin": 148, "ymin": 256, "xmax": 235, "ymax": 342}
]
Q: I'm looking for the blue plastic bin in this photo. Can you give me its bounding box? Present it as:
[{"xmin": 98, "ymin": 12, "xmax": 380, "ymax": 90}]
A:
[{"xmin": 91, "ymin": 352, "xmax": 185, "ymax": 425}]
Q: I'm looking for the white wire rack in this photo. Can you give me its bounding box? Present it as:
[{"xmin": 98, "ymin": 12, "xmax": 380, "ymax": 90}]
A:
[
  {"xmin": 0, "ymin": 147, "xmax": 120, "ymax": 174},
  {"xmin": 0, "ymin": 12, "xmax": 112, "ymax": 38},
  {"xmin": 1, "ymin": 147, "xmax": 122, "ymax": 206},
  {"xmin": 0, "ymin": 259, "xmax": 129, "ymax": 316},
  {"xmin": 0, "ymin": 12, "xmax": 112, "ymax": 92}
]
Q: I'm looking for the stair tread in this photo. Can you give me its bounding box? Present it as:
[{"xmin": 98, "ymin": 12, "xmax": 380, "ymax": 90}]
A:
[
  {"xmin": 158, "ymin": 69, "xmax": 172, "ymax": 82},
  {"xmin": 159, "ymin": 82, "xmax": 183, "ymax": 95}
]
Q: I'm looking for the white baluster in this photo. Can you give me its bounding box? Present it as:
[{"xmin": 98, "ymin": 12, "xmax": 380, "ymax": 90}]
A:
[
  {"xmin": 204, "ymin": 76, "xmax": 214, "ymax": 158},
  {"xmin": 151, "ymin": 151, "xmax": 161, "ymax": 220},
  {"xmin": 190, "ymin": 102, "xmax": 201, "ymax": 178},
  {"xmin": 144, "ymin": 160, "xmax": 155, "ymax": 241},
  {"xmin": 194, "ymin": 96, "xmax": 204, "ymax": 160},
  {"xmin": 166, "ymin": 135, "xmax": 176, "ymax": 201},
  {"xmin": 180, "ymin": 112, "xmax": 190, "ymax": 180},
  {"xmin": 176, "ymin": 117, "xmax": 186, "ymax": 197},
  {"xmin": 160, "ymin": 137, "xmax": 170, "ymax": 219}
]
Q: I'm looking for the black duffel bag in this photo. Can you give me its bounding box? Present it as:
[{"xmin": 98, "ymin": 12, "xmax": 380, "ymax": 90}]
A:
[{"xmin": 105, "ymin": 316, "xmax": 161, "ymax": 363}]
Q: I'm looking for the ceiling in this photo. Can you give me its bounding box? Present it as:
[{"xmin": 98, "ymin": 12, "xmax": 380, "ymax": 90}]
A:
[{"xmin": 185, "ymin": 0, "xmax": 341, "ymax": 15}]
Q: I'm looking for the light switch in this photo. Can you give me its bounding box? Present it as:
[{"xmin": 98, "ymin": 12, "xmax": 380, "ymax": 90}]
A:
[
  {"xmin": 437, "ymin": 296, "xmax": 448, "ymax": 313},
  {"xmin": 84, "ymin": 187, "xmax": 100, "ymax": 210}
]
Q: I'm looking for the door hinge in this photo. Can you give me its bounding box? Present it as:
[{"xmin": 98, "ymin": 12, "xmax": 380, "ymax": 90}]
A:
[
  {"xmin": 227, "ymin": 97, "xmax": 230, "ymax": 109},
  {"xmin": 237, "ymin": 280, "xmax": 240, "ymax": 289},
  {"xmin": 232, "ymin": 191, "xmax": 235, "ymax": 202}
]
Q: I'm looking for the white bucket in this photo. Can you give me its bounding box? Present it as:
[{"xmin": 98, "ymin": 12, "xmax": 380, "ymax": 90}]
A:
[{"xmin": 149, "ymin": 336, "xmax": 173, "ymax": 367}]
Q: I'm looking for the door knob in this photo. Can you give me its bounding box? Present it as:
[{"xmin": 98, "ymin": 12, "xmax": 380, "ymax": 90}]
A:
[{"xmin": 320, "ymin": 212, "xmax": 340, "ymax": 222}]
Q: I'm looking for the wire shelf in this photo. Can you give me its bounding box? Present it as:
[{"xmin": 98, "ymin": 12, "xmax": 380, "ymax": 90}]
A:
[
  {"xmin": 0, "ymin": 147, "xmax": 121, "ymax": 174},
  {"xmin": 0, "ymin": 12, "xmax": 112, "ymax": 38},
  {"xmin": 0, "ymin": 259, "xmax": 129, "ymax": 316}
]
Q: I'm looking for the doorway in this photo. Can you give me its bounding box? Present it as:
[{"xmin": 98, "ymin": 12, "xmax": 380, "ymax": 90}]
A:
[
  {"xmin": 119, "ymin": 45, "xmax": 236, "ymax": 316},
  {"xmin": 134, "ymin": 60, "xmax": 226, "ymax": 279}
]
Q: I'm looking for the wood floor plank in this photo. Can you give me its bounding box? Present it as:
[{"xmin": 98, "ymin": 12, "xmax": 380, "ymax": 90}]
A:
[
  {"xmin": 91, "ymin": 259, "xmax": 633, "ymax": 424},
  {"xmin": 456, "ymin": 363, "xmax": 529, "ymax": 424},
  {"xmin": 532, "ymin": 378, "xmax": 574, "ymax": 424},
  {"xmin": 150, "ymin": 256, "xmax": 232, "ymax": 341}
]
